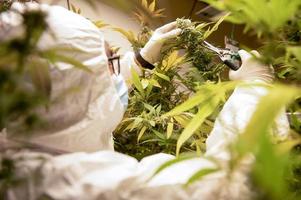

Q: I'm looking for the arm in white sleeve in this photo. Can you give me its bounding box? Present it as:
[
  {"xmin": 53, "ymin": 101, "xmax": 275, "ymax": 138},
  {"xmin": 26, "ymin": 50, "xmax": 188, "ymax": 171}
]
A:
[
  {"xmin": 205, "ymin": 50, "xmax": 290, "ymax": 159},
  {"xmin": 119, "ymin": 21, "xmax": 182, "ymax": 83},
  {"xmin": 5, "ymin": 150, "xmax": 220, "ymax": 199}
]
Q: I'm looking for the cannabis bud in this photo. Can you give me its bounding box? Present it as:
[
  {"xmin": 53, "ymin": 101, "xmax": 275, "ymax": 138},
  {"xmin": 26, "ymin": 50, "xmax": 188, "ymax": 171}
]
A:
[
  {"xmin": 173, "ymin": 18, "xmax": 219, "ymax": 80},
  {"xmin": 176, "ymin": 18, "xmax": 193, "ymax": 30}
]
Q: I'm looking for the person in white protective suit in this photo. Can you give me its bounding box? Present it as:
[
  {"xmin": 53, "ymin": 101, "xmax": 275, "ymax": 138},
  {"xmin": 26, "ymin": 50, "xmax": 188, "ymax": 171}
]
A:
[
  {"xmin": 0, "ymin": 2, "xmax": 181, "ymax": 153},
  {"xmin": 1, "ymin": 2, "xmax": 290, "ymax": 200}
]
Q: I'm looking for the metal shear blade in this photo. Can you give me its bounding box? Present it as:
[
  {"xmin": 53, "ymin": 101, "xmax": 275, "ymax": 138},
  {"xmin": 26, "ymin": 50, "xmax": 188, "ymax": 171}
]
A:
[{"xmin": 202, "ymin": 40, "xmax": 241, "ymax": 71}]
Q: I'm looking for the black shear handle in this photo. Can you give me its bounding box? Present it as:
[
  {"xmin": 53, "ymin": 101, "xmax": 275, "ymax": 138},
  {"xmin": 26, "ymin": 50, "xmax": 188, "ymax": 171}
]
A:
[
  {"xmin": 224, "ymin": 60, "xmax": 241, "ymax": 71},
  {"xmin": 222, "ymin": 52, "xmax": 242, "ymax": 71}
]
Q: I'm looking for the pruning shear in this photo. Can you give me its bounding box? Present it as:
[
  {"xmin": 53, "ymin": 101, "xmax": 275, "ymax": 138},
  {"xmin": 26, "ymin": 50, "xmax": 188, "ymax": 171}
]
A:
[{"xmin": 202, "ymin": 37, "xmax": 242, "ymax": 71}]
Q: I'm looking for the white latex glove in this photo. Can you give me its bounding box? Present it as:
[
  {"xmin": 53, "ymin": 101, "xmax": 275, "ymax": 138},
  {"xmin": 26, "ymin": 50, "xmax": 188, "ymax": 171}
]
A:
[
  {"xmin": 229, "ymin": 50, "xmax": 274, "ymax": 83},
  {"xmin": 140, "ymin": 21, "xmax": 181, "ymax": 64}
]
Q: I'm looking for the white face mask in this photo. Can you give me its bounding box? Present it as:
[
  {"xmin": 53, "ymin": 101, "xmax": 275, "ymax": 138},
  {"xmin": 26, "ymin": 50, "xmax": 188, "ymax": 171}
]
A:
[{"xmin": 111, "ymin": 74, "xmax": 129, "ymax": 111}]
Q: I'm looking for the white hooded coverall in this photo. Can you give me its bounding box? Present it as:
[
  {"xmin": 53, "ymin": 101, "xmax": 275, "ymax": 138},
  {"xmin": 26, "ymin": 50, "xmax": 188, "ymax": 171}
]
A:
[{"xmin": 0, "ymin": 2, "xmax": 140, "ymax": 152}]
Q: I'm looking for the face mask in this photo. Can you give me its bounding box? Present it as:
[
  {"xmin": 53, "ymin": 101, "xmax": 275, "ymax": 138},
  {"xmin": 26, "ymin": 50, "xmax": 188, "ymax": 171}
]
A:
[{"xmin": 111, "ymin": 74, "xmax": 128, "ymax": 111}]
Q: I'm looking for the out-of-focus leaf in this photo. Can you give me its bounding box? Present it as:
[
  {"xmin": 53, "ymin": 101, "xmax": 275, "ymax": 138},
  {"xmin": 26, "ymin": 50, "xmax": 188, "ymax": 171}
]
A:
[
  {"xmin": 141, "ymin": 79, "xmax": 149, "ymax": 89},
  {"xmin": 143, "ymin": 103, "xmax": 155, "ymax": 112},
  {"xmin": 176, "ymin": 95, "xmax": 221, "ymax": 155},
  {"xmin": 152, "ymin": 154, "xmax": 197, "ymax": 177},
  {"xmin": 155, "ymin": 71, "xmax": 170, "ymax": 82},
  {"xmin": 150, "ymin": 79, "xmax": 161, "ymax": 88},
  {"xmin": 41, "ymin": 51, "xmax": 92, "ymax": 73},
  {"xmin": 173, "ymin": 114, "xmax": 190, "ymax": 128},
  {"xmin": 185, "ymin": 168, "xmax": 218, "ymax": 186},
  {"xmin": 113, "ymin": 27, "xmax": 137, "ymax": 44},
  {"xmin": 137, "ymin": 126, "xmax": 147, "ymax": 142},
  {"xmin": 163, "ymin": 93, "xmax": 211, "ymax": 117},
  {"xmin": 286, "ymin": 46, "xmax": 301, "ymax": 62},
  {"xmin": 203, "ymin": 13, "xmax": 229, "ymax": 39},
  {"xmin": 93, "ymin": 20, "xmax": 109, "ymax": 29},
  {"xmin": 131, "ymin": 67, "xmax": 145, "ymax": 97},
  {"xmin": 166, "ymin": 119, "xmax": 174, "ymax": 139},
  {"xmin": 149, "ymin": 0, "xmax": 156, "ymax": 12},
  {"xmin": 276, "ymin": 139, "xmax": 301, "ymax": 155},
  {"xmin": 130, "ymin": 117, "xmax": 143, "ymax": 131},
  {"xmin": 28, "ymin": 58, "xmax": 51, "ymax": 98},
  {"xmin": 152, "ymin": 130, "xmax": 164, "ymax": 139}
]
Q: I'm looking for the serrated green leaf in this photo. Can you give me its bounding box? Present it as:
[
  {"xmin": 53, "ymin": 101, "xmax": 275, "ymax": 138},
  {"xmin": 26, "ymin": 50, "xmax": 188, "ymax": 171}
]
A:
[
  {"xmin": 131, "ymin": 67, "xmax": 145, "ymax": 97},
  {"xmin": 143, "ymin": 103, "xmax": 155, "ymax": 112},
  {"xmin": 149, "ymin": 120, "xmax": 156, "ymax": 127},
  {"xmin": 150, "ymin": 79, "xmax": 161, "ymax": 88},
  {"xmin": 113, "ymin": 27, "xmax": 137, "ymax": 44},
  {"xmin": 155, "ymin": 72, "xmax": 170, "ymax": 82},
  {"xmin": 141, "ymin": 79, "xmax": 149, "ymax": 89},
  {"xmin": 173, "ymin": 115, "xmax": 190, "ymax": 128},
  {"xmin": 29, "ymin": 58, "xmax": 51, "ymax": 98},
  {"xmin": 93, "ymin": 20, "xmax": 109, "ymax": 29},
  {"xmin": 130, "ymin": 117, "xmax": 143, "ymax": 131},
  {"xmin": 149, "ymin": 0, "xmax": 156, "ymax": 12},
  {"xmin": 166, "ymin": 120, "xmax": 174, "ymax": 139},
  {"xmin": 42, "ymin": 52, "xmax": 92, "ymax": 73},
  {"xmin": 152, "ymin": 130, "xmax": 165, "ymax": 139},
  {"xmin": 163, "ymin": 93, "xmax": 211, "ymax": 117},
  {"xmin": 203, "ymin": 13, "xmax": 229, "ymax": 39},
  {"xmin": 137, "ymin": 126, "xmax": 147, "ymax": 142},
  {"xmin": 176, "ymin": 96, "xmax": 221, "ymax": 155},
  {"xmin": 141, "ymin": 0, "xmax": 148, "ymax": 8}
]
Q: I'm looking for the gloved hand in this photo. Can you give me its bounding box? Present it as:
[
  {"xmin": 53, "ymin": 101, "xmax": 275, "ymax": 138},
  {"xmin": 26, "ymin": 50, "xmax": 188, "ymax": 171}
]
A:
[
  {"xmin": 229, "ymin": 50, "xmax": 274, "ymax": 83},
  {"xmin": 140, "ymin": 21, "xmax": 181, "ymax": 64}
]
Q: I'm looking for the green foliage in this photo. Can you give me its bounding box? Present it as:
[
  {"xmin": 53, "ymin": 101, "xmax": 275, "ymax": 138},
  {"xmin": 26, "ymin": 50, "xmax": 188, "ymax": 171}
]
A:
[
  {"xmin": 114, "ymin": 50, "xmax": 200, "ymax": 159},
  {"xmin": 204, "ymin": 0, "xmax": 301, "ymax": 34},
  {"xmin": 114, "ymin": 2, "xmax": 228, "ymax": 158},
  {"xmin": 0, "ymin": 9, "xmax": 50, "ymax": 132},
  {"xmin": 113, "ymin": 26, "xmax": 152, "ymax": 53},
  {"xmin": 164, "ymin": 81, "xmax": 237, "ymax": 155},
  {"xmin": 203, "ymin": 0, "xmax": 301, "ymax": 84},
  {"xmin": 133, "ymin": 0, "xmax": 165, "ymax": 27},
  {"xmin": 151, "ymin": 153, "xmax": 198, "ymax": 177},
  {"xmin": 233, "ymin": 85, "xmax": 301, "ymax": 199},
  {"xmin": 185, "ymin": 167, "xmax": 218, "ymax": 186},
  {"xmin": 0, "ymin": 158, "xmax": 16, "ymax": 196}
]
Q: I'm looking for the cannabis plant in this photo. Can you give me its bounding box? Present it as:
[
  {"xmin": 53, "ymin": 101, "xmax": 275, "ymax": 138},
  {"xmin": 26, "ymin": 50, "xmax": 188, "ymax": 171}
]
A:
[{"xmin": 113, "ymin": 0, "xmax": 228, "ymax": 159}]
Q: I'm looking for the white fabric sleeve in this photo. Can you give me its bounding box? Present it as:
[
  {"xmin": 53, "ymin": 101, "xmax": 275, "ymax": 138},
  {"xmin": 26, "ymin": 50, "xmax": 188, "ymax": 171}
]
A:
[
  {"xmin": 120, "ymin": 51, "xmax": 142, "ymax": 83},
  {"xmin": 4, "ymin": 151, "xmax": 216, "ymax": 199},
  {"xmin": 5, "ymin": 150, "xmax": 253, "ymax": 200},
  {"xmin": 205, "ymin": 84, "xmax": 290, "ymax": 159}
]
